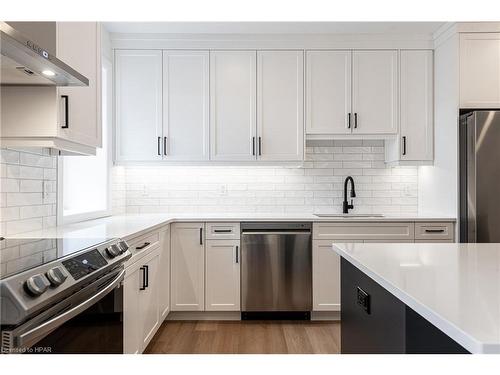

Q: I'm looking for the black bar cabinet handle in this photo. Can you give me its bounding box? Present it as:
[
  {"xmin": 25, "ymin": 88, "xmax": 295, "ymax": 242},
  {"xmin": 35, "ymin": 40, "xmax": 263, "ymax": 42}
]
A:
[
  {"xmin": 60, "ymin": 95, "xmax": 69, "ymax": 129},
  {"xmin": 164, "ymin": 137, "xmax": 168, "ymax": 156},
  {"xmin": 157, "ymin": 137, "xmax": 161, "ymax": 156},
  {"xmin": 354, "ymin": 113, "xmax": 358, "ymax": 129},
  {"xmin": 200, "ymin": 227, "xmax": 203, "ymax": 245},
  {"xmin": 258, "ymin": 137, "xmax": 262, "ymax": 156},
  {"xmin": 425, "ymin": 229, "xmax": 445, "ymax": 233},
  {"xmin": 144, "ymin": 265, "xmax": 149, "ymax": 288},
  {"xmin": 235, "ymin": 246, "xmax": 239, "ymax": 263},
  {"xmin": 252, "ymin": 137, "xmax": 256, "ymax": 156},
  {"xmin": 402, "ymin": 136, "xmax": 407, "ymax": 156},
  {"xmin": 140, "ymin": 267, "xmax": 146, "ymax": 290},
  {"xmin": 347, "ymin": 113, "xmax": 351, "ymax": 129},
  {"xmin": 214, "ymin": 229, "xmax": 232, "ymax": 233},
  {"xmin": 136, "ymin": 242, "xmax": 150, "ymax": 250}
]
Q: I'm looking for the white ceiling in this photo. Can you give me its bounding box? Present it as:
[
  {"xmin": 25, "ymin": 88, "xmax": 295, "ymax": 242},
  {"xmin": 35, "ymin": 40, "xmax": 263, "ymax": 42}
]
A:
[{"xmin": 104, "ymin": 22, "xmax": 446, "ymax": 35}]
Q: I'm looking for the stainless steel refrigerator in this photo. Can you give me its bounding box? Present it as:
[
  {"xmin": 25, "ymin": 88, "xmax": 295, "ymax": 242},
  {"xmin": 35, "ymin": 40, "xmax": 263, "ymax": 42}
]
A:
[{"xmin": 460, "ymin": 110, "xmax": 500, "ymax": 242}]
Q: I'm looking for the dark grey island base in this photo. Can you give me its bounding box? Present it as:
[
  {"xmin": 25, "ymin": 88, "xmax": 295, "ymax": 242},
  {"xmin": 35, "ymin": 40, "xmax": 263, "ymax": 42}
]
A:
[{"xmin": 340, "ymin": 258, "xmax": 469, "ymax": 354}]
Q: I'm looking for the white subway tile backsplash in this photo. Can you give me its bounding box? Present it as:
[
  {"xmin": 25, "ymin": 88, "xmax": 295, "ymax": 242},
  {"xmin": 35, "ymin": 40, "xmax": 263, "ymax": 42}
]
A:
[{"xmin": 1, "ymin": 148, "xmax": 58, "ymax": 235}]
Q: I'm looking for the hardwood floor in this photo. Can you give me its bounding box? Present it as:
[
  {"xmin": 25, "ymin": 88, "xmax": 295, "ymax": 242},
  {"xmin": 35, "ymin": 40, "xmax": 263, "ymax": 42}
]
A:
[{"xmin": 145, "ymin": 320, "xmax": 341, "ymax": 354}]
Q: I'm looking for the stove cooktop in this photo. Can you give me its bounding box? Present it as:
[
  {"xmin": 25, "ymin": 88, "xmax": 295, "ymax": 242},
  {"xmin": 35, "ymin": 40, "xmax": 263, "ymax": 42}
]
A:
[{"xmin": 0, "ymin": 237, "xmax": 112, "ymax": 279}]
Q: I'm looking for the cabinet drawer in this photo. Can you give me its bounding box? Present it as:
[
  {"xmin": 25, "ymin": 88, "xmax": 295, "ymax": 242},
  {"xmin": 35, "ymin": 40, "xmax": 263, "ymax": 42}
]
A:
[
  {"xmin": 313, "ymin": 222, "xmax": 414, "ymax": 241},
  {"xmin": 414, "ymin": 222, "xmax": 454, "ymax": 241},
  {"xmin": 206, "ymin": 222, "xmax": 240, "ymax": 240},
  {"xmin": 125, "ymin": 230, "xmax": 160, "ymax": 267}
]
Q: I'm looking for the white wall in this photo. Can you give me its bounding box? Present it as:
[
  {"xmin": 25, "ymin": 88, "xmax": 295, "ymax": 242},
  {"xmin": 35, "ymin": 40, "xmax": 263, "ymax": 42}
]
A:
[
  {"xmin": 418, "ymin": 34, "xmax": 459, "ymax": 218},
  {"xmin": 113, "ymin": 140, "xmax": 418, "ymax": 215}
]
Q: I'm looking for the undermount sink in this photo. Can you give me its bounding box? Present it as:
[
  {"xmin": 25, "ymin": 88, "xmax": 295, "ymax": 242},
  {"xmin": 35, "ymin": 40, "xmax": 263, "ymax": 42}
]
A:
[{"xmin": 314, "ymin": 213, "xmax": 385, "ymax": 218}]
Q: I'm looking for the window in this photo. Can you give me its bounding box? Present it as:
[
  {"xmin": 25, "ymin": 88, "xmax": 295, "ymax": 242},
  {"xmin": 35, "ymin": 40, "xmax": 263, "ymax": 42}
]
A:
[{"xmin": 58, "ymin": 58, "xmax": 113, "ymax": 224}]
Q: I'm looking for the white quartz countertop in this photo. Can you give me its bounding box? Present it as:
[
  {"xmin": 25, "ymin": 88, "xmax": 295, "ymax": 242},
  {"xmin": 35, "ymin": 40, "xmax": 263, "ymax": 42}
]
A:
[
  {"xmin": 332, "ymin": 242, "xmax": 500, "ymax": 354},
  {"xmin": 7, "ymin": 213, "xmax": 456, "ymax": 240}
]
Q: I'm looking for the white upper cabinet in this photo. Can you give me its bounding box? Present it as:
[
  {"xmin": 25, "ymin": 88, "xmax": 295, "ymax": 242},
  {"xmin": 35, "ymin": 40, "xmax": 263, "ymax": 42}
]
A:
[
  {"xmin": 257, "ymin": 50, "xmax": 304, "ymax": 161},
  {"xmin": 210, "ymin": 51, "xmax": 257, "ymax": 161},
  {"xmin": 460, "ymin": 33, "xmax": 500, "ymax": 108},
  {"xmin": 306, "ymin": 50, "xmax": 352, "ymax": 135},
  {"xmin": 163, "ymin": 51, "xmax": 210, "ymax": 161},
  {"xmin": 352, "ymin": 50, "xmax": 398, "ymax": 134},
  {"xmin": 399, "ymin": 50, "xmax": 434, "ymax": 161},
  {"xmin": 115, "ymin": 50, "xmax": 163, "ymax": 161},
  {"xmin": 57, "ymin": 22, "xmax": 101, "ymax": 148}
]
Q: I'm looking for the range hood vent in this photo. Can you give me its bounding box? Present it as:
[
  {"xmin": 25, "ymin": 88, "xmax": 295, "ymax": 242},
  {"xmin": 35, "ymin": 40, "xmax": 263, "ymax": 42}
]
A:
[{"xmin": 0, "ymin": 22, "xmax": 89, "ymax": 87}]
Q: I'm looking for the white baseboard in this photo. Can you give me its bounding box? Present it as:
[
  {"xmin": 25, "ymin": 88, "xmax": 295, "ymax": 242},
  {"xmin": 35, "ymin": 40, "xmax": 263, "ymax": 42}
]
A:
[
  {"xmin": 167, "ymin": 311, "xmax": 241, "ymax": 321},
  {"xmin": 311, "ymin": 311, "xmax": 340, "ymax": 321},
  {"xmin": 166, "ymin": 311, "xmax": 340, "ymax": 321}
]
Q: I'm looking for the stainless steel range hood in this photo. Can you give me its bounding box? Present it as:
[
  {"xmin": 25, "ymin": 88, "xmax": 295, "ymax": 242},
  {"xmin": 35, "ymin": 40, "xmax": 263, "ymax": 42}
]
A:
[{"xmin": 0, "ymin": 22, "xmax": 89, "ymax": 86}]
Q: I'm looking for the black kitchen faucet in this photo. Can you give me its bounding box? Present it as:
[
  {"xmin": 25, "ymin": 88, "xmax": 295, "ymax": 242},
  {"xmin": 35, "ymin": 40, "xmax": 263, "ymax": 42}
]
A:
[{"xmin": 343, "ymin": 176, "xmax": 356, "ymax": 214}]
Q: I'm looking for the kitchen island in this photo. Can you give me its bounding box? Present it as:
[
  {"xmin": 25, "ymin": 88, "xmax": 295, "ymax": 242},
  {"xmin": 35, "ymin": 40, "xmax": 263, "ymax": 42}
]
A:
[{"xmin": 332, "ymin": 243, "xmax": 500, "ymax": 354}]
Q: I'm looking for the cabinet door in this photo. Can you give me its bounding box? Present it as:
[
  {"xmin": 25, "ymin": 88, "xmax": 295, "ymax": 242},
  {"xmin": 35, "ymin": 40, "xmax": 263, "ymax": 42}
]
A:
[
  {"xmin": 460, "ymin": 33, "xmax": 500, "ymax": 108},
  {"xmin": 159, "ymin": 226, "xmax": 171, "ymax": 321},
  {"xmin": 400, "ymin": 50, "xmax": 434, "ymax": 161},
  {"xmin": 210, "ymin": 51, "xmax": 257, "ymax": 161},
  {"xmin": 163, "ymin": 51, "xmax": 209, "ymax": 161},
  {"xmin": 57, "ymin": 22, "xmax": 101, "ymax": 147},
  {"xmin": 115, "ymin": 50, "xmax": 163, "ymax": 161},
  {"xmin": 313, "ymin": 240, "xmax": 362, "ymax": 311},
  {"xmin": 257, "ymin": 51, "xmax": 304, "ymax": 161},
  {"xmin": 352, "ymin": 50, "xmax": 398, "ymax": 134},
  {"xmin": 139, "ymin": 251, "xmax": 160, "ymax": 349},
  {"xmin": 306, "ymin": 50, "xmax": 352, "ymax": 134},
  {"xmin": 171, "ymin": 223, "xmax": 205, "ymax": 311},
  {"xmin": 205, "ymin": 240, "xmax": 240, "ymax": 311},
  {"xmin": 123, "ymin": 265, "xmax": 141, "ymax": 354}
]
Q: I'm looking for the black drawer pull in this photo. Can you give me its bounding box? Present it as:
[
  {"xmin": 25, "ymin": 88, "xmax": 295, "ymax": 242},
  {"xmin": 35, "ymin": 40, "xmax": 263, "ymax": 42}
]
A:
[
  {"xmin": 424, "ymin": 229, "xmax": 445, "ymax": 233},
  {"xmin": 214, "ymin": 229, "xmax": 232, "ymax": 233},
  {"xmin": 200, "ymin": 228, "xmax": 203, "ymax": 245},
  {"xmin": 136, "ymin": 242, "xmax": 150, "ymax": 250}
]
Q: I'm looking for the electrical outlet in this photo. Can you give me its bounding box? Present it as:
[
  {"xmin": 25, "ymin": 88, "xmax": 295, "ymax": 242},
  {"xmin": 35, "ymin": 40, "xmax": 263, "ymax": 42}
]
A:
[
  {"xmin": 42, "ymin": 180, "xmax": 51, "ymax": 199},
  {"xmin": 403, "ymin": 184, "xmax": 412, "ymax": 197},
  {"xmin": 218, "ymin": 184, "xmax": 228, "ymax": 196}
]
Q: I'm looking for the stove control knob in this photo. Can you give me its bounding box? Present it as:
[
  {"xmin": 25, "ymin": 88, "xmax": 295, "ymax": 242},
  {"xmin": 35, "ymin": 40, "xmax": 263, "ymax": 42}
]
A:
[
  {"xmin": 118, "ymin": 241, "xmax": 129, "ymax": 254},
  {"xmin": 24, "ymin": 274, "xmax": 51, "ymax": 297},
  {"xmin": 46, "ymin": 266, "xmax": 68, "ymax": 287},
  {"xmin": 105, "ymin": 245, "xmax": 121, "ymax": 258}
]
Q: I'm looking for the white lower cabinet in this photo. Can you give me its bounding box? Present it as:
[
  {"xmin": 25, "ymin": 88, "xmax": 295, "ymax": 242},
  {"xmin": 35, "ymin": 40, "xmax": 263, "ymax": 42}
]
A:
[
  {"xmin": 205, "ymin": 239, "xmax": 240, "ymax": 311},
  {"xmin": 123, "ymin": 245, "xmax": 161, "ymax": 354},
  {"xmin": 313, "ymin": 240, "xmax": 349, "ymax": 311},
  {"xmin": 159, "ymin": 226, "xmax": 171, "ymax": 321},
  {"xmin": 312, "ymin": 221, "xmax": 455, "ymax": 312},
  {"xmin": 171, "ymin": 223, "xmax": 205, "ymax": 311}
]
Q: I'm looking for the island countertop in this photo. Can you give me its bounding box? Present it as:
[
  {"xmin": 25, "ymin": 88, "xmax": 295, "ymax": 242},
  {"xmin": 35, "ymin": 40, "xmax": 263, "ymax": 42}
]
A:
[{"xmin": 332, "ymin": 242, "xmax": 500, "ymax": 354}]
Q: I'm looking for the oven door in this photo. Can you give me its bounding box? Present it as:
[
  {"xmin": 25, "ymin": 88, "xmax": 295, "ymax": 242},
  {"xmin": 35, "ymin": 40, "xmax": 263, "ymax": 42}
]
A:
[{"xmin": 1, "ymin": 268, "xmax": 124, "ymax": 354}]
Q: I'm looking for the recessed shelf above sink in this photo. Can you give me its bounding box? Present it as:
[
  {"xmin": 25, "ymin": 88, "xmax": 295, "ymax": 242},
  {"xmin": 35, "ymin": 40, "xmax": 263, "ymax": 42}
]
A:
[{"xmin": 313, "ymin": 213, "xmax": 385, "ymax": 218}]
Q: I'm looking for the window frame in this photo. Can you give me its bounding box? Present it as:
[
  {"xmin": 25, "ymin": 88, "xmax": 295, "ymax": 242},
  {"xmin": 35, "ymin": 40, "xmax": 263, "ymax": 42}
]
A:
[{"xmin": 57, "ymin": 57, "xmax": 113, "ymax": 225}]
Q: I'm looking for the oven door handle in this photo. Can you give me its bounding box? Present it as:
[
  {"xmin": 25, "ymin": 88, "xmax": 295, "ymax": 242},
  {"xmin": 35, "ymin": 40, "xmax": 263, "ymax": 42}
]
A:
[{"xmin": 16, "ymin": 269, "xmax": 125, "ymax": 349}]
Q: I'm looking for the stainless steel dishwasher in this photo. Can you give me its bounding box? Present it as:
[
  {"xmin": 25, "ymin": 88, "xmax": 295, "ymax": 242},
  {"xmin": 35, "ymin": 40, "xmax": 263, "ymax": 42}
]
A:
[{"xmin": 241, "ymin": 222, "xmax": 312, "ymax": 319}]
